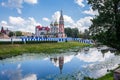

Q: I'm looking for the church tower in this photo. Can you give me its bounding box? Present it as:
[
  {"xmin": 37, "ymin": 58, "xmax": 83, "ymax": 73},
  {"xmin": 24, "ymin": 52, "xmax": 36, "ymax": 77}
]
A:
[
  {"xmin": 59, "ymin": 56, "xmax": 64, "ymax": 74},
  {"xmin": 58, "ymin": 10, "xmax": 65, "ymax": 37}
]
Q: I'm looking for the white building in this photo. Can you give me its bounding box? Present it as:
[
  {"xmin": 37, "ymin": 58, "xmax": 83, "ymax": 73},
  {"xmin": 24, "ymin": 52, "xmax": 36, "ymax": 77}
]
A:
[
  {"xmin": 50, "ymin": 21, "xmax": 59, "ymax": 37},
  {"xmin": 50, "ymin": 10, "xmax": 65, "ymax": 38},
  {"xmin": 35, "ymin": 25, "xmax": 50, "ymax": 37}
]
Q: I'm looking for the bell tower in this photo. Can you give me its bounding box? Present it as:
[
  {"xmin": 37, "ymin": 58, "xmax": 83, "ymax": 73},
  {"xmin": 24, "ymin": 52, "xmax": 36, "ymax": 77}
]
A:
[{"xmin": 58, "ymin": 10, "xmax": 65, "ymax": 37}]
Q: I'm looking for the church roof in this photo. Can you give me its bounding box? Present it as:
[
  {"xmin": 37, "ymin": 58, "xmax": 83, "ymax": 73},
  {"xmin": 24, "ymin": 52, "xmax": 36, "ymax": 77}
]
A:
[{"xmin": 36, "ymin": 25, "xmax": 50, "ymax": 31}]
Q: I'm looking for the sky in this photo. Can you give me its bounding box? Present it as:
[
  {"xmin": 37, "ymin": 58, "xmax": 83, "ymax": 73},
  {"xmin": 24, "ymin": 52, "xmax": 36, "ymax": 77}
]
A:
[{"xmin": 0, "ymin": 0, "xmax": 98, "ymax": 33}]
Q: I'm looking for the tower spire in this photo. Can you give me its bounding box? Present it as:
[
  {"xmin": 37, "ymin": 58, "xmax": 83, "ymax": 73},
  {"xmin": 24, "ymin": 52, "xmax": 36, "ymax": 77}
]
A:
[
  {"xmin": 58, "ymin": 10, "xmax": 65, "ymax": 37},
  {"xmin": 61, "ymin": 10, "xmax": 63, "ymax": 16},
  {"xmin": 59, "ymin": 10, "xmax": 64, "ymax": 21}
]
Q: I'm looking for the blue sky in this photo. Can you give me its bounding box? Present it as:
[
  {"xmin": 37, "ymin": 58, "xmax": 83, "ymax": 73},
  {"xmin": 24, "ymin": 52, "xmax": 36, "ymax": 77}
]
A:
[{"xmin": 0, "ymin": 0, "xmax": 98, "ymax": 33}]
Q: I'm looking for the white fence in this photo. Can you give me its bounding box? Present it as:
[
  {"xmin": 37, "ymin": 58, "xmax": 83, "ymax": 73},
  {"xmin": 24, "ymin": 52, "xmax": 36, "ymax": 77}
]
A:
[{"xmin": 0, "ymin": 37, "xmax": 94, "ymax": 44}]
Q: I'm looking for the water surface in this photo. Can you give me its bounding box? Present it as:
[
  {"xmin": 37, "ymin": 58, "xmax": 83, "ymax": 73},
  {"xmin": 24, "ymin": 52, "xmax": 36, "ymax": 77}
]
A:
[{"xmin": 0, "ymin": 47, "xmax": 120, "ymax": 80}]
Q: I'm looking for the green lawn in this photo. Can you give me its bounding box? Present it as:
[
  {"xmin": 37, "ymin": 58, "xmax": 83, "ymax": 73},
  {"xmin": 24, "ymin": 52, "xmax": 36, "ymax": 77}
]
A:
[
  {"xmin": 97, "ymin": 72, "xmax": 113, "ymax": 80},
  {"xmin": 84, "ymin": 67, "xmax": 120, "ymax": 80},
  {"xmin": 84, "ymin": 72, "xmax": 113, "ymax": 80},
  {"xmin": 0, "ymin": 42, "xmax": 90, "ymax": 59}
]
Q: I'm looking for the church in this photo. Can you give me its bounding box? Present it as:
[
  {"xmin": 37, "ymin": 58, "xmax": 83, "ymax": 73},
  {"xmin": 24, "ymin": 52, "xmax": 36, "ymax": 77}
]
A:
[
  {"xmin": 0, "ymin": 27, "xmax": 10, "ymax": 39},
  {"xmin": 35, "ymin": 10, "xmax": 66, "ymax": 38}
]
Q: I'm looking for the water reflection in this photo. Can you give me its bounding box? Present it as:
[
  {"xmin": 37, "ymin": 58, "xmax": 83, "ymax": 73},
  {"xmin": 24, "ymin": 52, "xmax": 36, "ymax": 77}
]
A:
[
  {"xmin": 0, "ymin": 47, "xmax": 120, "ymax": 80},
  {"xmin": 0, "ymin": 63, "xmax": 37, "ymax": 80},
  {"xmin": 50, "ymin": 56, "xmax": 64, "ymax": 74}
]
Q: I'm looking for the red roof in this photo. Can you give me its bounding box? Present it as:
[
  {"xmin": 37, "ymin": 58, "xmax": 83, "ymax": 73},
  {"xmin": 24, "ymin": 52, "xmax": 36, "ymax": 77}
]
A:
[
  {"xmin": 36, "ymin": 25, "xmax": 50, "ymax": 31},
  {"xmin": 36, "ymin": 25, "xmax": 42, "ymax": 28}
]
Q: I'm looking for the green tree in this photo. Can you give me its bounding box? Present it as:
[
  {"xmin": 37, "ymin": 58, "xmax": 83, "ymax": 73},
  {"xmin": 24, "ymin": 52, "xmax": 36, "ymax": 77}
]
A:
[
  {"xmin": 15, "ymin": 31, "xmax": 22, "ymax": 36},
  {"xmin": 83, "ymin": 29, "xmax": 90, "ymax": 39},
  {"xmin": 65, "ymin": 28, "xmax": 79, "ymax": 38},
  {"xmin": 88, "ymin": 0, "xmax": 120, "ymax": 50},
  {"xmin": 65, "ymin": 28, "xmax": 72, "ymax": 37},
  {"xmin": 9, "ymin": 31, "xmax": 14, "ymax": 37},
  {"xmin": 78, "ymin": 31, "xmax": 84, "ymax": 38},
  {"xmin": 72, "ymin": 28, "xmax": 79, "ymax": 38}
]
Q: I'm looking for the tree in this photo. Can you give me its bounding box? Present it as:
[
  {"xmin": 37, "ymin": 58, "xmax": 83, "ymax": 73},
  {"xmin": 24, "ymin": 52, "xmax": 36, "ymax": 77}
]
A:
[
  {"xmin": 88, "ymin": 0, "xmax": 120, "ymax": 50},
  {"xmin": 65, "ymin": 28, "xmax": 72, "ymax": 37},
  {"xmin": 72, "ymin": 28, "xmax": 79, "ymax": 38},
  {"xmin": 83, "ymin": 29, "xmax": 90, "ymax": 39},
  {"xmin": 15, "ymin": 31, "xmax": 22, "ymax": 36},
  {"xmin": 78, "ymin": 31, "xmax": 84, "ymax": 38},
  {"xmin": 9, "ymin": 31, "xmax": 14, "ymax": 37},
  {"xmin": 65, "ymin": 28, "xmax": 79, "ymax": 38}
]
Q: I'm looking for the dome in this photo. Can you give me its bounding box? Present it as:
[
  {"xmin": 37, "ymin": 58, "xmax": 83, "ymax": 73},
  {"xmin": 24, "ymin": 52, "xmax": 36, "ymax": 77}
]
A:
[{"xmin": 54, "ymin": 20, "xmax": 58, "ymax": 26}]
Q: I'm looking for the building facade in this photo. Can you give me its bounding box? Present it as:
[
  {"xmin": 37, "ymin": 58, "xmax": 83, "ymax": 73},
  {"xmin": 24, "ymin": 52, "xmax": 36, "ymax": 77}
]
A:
[
  {"xmin": 0, "ymin": 27, "xmax": 10, "ymax": 38},
  {"xmin": 21, "ymin": 32, "xmax": 33, "ymax": 36},
  {"xmin": 50, "ymin": 21, "xmax": 59, "ymax": 37},
  {"xmin": 35, "ymin": 25, "xmax": 50, "ymax": 37},
  {"xmin": 0, "ymin": 27, "xmax": 10, "ymax": 35}
]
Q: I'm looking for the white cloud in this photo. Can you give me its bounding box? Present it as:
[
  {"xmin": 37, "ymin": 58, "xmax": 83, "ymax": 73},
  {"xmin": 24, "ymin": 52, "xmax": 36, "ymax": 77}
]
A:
[
  {"xmin": 1, "ymin": 11, "xmax": 93, "ymax": 33},
  {"xmin": 51, "ymin": 11, "xmax": 93, "ymax": 32},
  {"xmin": 0, "ymin": 21, "xmax": 7, "ymax": 26},
  {"xmin": 24, "ymin": 0, "xmax": 38, "ymax": 4},
  {"xmin": 17, "ymin": 8, "xmax": 22, "ymax": 14},
  {"xmin": 74, "ymin": 0, "xmax": 85, "ymax": 7},
  {"xmin": 0, "ymin": 21, "xmax": 14, "ymax": 29},
  {"xmin": 75, "ymin": 16, "xmax": 93, "ymax": 32},
  {"xmin": 76, "ymin": 16, "xmax": 93, "ymax": 27},
  {"xmin": 1, "ymin": 2, "xmax": 5, "ymax": 6},
  {"xmin": 83, "ymin": 7, "xmax": 99, "ymax": 16},
  {"xmin": 0, "ymin": 16, "xmax": 41, "ymax": 33},
  {"xmin": 22, "ymin": 74, "xmax": 37, "ymax": 80},
  {"xmin": 64, "ymin": 16, "xmax": 93, "ymax": 32},
  {"xmin": 64, "ymin": 15, "xmax": 74, "ymax": 24},
  {"xmin": 42, "ymin": 17, "xmax": 50, "ymax": 22},
  {"xmin": 52, "ymin": 11, "xmax": 74, "ymax": 24},
  {"xmin": 52, "ymin": 11, "xmax": 60, "ymax": 21},
  {"xmin": 9, "ymin": 16, "xmax": 25, "ymax": 25},
  {"xmin": 1, "ymin": 0, "xmax": 23, "ymax": 14},
  {"xmin": 7, "ymin": 0, "xmax": 23, "ymax": 8},
  {"xmin": 1, "ymin": 0, "xmax": 38, "ymax": 14}
]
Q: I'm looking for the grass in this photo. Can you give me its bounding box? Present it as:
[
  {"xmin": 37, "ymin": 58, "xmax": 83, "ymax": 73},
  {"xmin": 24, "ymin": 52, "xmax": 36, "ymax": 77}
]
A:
[
  {"xmin": 96, "ymin": 72, "xmax": 113, "ymax": 80},
  {"xmin": 84, "ymin": 66, "xmax": 120, "ymax": 80},
  {"xmin": 84, "ymin": 72, "xmax": 113, "ymax": 80},
  {"xmin": 0, "ymin": 42, "xmax": 90, "ymax": 59}
]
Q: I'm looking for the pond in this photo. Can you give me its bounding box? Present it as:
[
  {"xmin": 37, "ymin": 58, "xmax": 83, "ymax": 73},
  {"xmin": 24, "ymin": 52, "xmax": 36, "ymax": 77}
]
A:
[{"xmin": 0, "ymin": 47, "xmax": 120, "ymax": 80}]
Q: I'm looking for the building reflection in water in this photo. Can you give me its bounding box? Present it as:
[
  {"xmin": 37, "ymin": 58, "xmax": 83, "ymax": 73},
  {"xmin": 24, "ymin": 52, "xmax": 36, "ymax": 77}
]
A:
[
  {"xmin": 59, "ymin": 57, "xmax": 64, "ymax": 74},
  {"xmin": 50, "ymin": 56, "xmax": 64, "ymax": 74}
]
